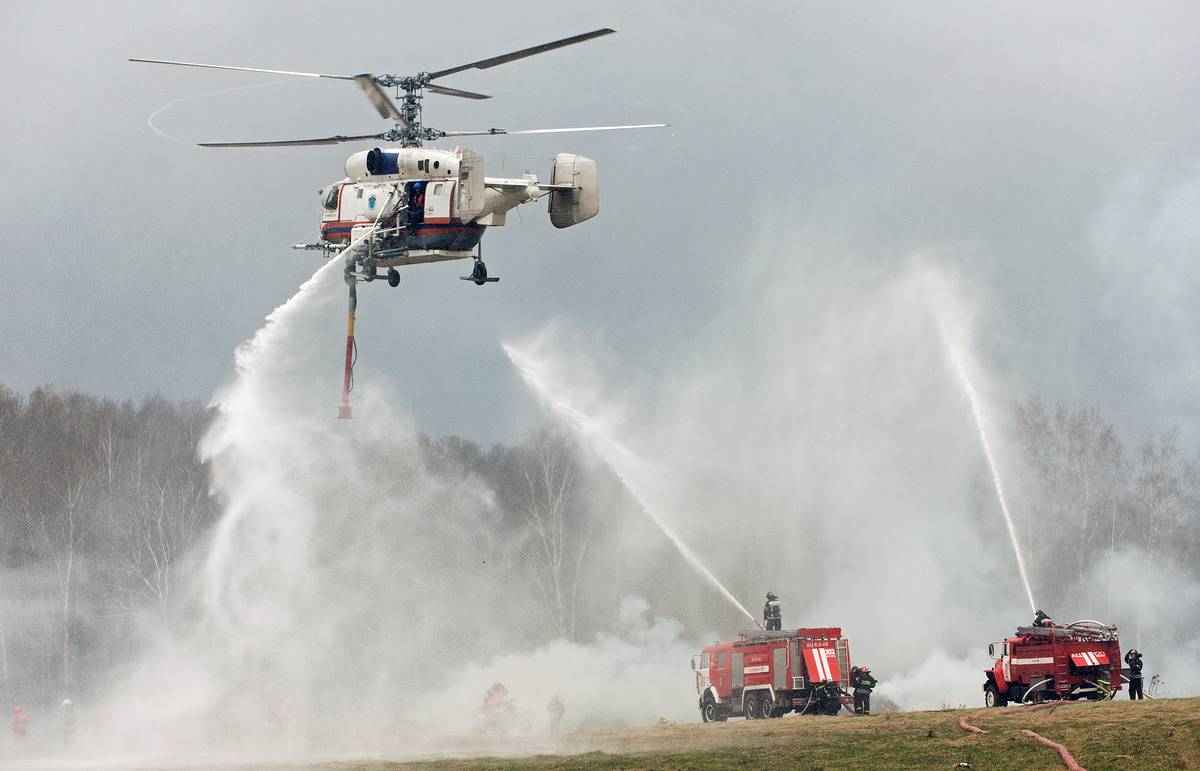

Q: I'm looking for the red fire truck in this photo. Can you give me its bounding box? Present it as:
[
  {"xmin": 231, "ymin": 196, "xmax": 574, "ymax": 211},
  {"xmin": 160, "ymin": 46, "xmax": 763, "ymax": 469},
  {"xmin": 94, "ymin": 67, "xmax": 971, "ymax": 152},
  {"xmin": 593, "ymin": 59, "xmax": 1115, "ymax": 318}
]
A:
[
  {"xmin": 983, "ymin": 620, "xmax": 1122, "ymax": 706},
  {"xmin": 691, "ymin": 628, "xmax": 852, "ymax": 722}
]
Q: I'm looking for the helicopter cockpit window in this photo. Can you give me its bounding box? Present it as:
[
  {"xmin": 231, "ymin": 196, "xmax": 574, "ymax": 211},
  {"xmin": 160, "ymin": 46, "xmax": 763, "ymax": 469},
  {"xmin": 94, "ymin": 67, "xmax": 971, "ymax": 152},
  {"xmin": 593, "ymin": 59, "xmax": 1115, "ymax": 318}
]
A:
[{"xmin": 322, "ymin": 186, "xmax": 339, "ymax": 210}]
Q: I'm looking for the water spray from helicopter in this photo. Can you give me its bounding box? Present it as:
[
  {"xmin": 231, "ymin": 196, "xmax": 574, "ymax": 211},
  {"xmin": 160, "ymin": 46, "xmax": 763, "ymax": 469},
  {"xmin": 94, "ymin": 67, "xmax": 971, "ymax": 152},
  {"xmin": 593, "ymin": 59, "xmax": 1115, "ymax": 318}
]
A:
[
  {"xmin": 502, "ymin": 340, "xmax": 762, "ymax": 629},
  {"xmin": 935, "ymin": 313, "xmax": 1037, "ymax": 613}
]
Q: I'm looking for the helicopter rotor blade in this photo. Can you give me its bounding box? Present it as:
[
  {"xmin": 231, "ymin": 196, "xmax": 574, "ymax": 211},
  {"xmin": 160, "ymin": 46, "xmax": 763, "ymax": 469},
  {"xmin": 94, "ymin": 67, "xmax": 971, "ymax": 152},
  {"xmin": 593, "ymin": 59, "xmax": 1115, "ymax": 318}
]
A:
[
  {"xmin": 198, "ymin": 132, "xmax": 386, "ymax": 148},
  {"xmin": 426, "ymin": 28, "xmax": 616, "ymax": 80},
  {"xmin": 437, "ymin": 123, "xmax": 668, "ymax": 138},
  {"xmin": 353, "ymin": 75, "xmax": 407, "ymax": 125},
  {"xmin": 129, "ymin": 58, "xmax": 357, "ymax": 80},
  {"xmin": 425, "ymin": 83, "xmax": 492, "ymax": 100}
]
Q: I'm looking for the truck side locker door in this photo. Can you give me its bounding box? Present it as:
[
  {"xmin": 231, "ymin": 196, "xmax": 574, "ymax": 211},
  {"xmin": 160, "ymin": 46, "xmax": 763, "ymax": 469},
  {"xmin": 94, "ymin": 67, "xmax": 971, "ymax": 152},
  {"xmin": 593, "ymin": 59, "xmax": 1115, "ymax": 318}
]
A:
[
  {"xmin": 732, "ymin": 651, "xmax": 744, "ymax": 691},
  {"xmin": 773, "ymin": 646, "xmax": 787, "ymax": 692}
]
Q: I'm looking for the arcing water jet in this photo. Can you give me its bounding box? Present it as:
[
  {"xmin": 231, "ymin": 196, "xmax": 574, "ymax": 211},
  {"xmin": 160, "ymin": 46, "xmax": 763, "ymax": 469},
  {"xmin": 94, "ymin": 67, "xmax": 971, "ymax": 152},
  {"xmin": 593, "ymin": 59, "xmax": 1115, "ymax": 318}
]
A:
[
  {"xmin": 502, "ymin": 341, "xmax": 762, "ymax": 629},
  {"xmin": 935, "ymin": 314, "xmax": 1037, "ymax": 613}
]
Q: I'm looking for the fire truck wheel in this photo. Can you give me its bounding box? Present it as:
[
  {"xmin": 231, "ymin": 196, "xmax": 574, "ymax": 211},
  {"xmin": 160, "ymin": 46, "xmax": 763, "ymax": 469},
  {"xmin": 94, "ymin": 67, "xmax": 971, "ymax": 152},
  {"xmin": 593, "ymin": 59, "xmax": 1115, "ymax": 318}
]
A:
[
  {"xmin": 744, "ymin": 694, "xmax": 763, "ymax": 720},
  {"xmin": 984, "ymin": 684, "xmax": 1007, "ymax": 708},
  {"xmin": 701, "ymin": 699, "xmax": 718, "ymax": 723}
]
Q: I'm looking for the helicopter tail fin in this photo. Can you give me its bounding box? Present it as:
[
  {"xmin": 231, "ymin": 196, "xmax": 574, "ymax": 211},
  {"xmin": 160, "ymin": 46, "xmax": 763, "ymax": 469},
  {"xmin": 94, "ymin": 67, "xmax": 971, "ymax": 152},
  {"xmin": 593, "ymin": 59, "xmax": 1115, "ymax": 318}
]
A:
[{"xmin": 548, "ymin": 154, "xmax": 598, "ymax": 228}]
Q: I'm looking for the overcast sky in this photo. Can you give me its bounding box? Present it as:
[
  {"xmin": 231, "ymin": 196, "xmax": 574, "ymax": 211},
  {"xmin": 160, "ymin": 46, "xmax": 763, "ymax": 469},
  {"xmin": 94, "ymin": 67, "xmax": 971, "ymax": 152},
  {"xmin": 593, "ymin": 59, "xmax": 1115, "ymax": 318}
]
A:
[{"xmin": 3, "ymin": 1, "xmax": 1198, "ymax": 446}]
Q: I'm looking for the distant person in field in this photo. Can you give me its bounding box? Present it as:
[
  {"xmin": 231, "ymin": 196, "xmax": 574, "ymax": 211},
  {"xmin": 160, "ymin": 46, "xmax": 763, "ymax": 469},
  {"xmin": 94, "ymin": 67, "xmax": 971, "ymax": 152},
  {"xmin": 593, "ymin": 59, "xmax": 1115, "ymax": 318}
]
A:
[
  {"xmin": 1124, "ymin": 649, "xmax": 1144, "ymax": 700},
  {"xmin": 62, "ymin": 699, "xmax": 75, "ymax": 747},
  {"xmin": 546, "ymin": 695, "xmax": 565, "ymax": 733},
  {"xmin": 763, "ymin": 592, "xmax": 782, "ymax": 631},
  {"xmin": 852, "ymin": 666, "xmax": 877, "ymax": 715},
  {"xmin": 12, "ymin": 706, "xmax": 30, "ymax": 747},
  {"xmin": 1032, "ymin": 609, "xmax": 1053, "ymax": 627},
  {"xmin": 483, "ymin": 682, "xmax": 508, "ymax": 710}
]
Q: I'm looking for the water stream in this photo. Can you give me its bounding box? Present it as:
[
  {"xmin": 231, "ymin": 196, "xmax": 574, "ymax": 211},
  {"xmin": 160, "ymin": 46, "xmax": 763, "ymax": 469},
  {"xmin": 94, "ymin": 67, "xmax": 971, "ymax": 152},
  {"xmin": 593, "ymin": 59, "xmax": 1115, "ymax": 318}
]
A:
[{"xmin": 503, "ymin": 341, "xmax": 761, "ymax": 629}]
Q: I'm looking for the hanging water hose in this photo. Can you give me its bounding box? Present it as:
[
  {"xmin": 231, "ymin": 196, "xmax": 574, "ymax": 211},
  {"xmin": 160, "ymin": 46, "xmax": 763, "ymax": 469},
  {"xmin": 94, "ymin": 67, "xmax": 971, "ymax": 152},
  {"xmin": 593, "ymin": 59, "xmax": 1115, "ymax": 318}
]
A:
[{"xmin": 336, "ymin": 186, "xmax": 399, "ymax": 419}]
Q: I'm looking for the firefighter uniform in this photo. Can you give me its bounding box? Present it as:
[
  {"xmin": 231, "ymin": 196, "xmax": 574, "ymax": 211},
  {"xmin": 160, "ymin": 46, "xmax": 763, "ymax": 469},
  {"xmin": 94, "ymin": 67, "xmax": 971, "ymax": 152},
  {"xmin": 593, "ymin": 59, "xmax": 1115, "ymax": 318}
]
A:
[
  {"xmin": 764, "ymin": 593, "xmax": 782, "ymax": 631},
  {"xmin": 1033, "ymin": 609, "xmax": 1053, "ymax": 627},
  {"xmin": 852, "ymin": 667, "xmax": 877, "ymax": 714},
  {"xmin": 1124, "ymin": 649, "xmax": 1144, "ymax": 700}
]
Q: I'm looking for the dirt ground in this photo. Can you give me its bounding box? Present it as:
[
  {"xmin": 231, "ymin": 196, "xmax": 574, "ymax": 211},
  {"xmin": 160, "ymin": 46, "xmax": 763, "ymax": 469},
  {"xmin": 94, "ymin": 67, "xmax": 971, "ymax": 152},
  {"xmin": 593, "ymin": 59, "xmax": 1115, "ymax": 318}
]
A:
[{"xmin": 277, "ymin": 696, "xmax": 1200, "ymax": 771}]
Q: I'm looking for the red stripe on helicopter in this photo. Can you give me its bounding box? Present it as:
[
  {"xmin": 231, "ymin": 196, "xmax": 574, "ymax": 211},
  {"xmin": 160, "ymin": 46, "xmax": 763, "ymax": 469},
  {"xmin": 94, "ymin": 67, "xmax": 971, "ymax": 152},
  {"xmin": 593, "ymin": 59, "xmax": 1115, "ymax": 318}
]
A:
[{"xmin": 321, "ymin": 221, "xmax": 483, "ymax": 231}]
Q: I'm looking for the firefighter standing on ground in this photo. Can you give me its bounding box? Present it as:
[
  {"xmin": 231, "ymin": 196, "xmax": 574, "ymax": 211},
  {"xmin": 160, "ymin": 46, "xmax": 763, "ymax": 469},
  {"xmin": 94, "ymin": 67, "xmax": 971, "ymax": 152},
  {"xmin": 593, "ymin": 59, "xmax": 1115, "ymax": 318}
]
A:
[
  {"xmin": 851, "ymin": 666, "xmax": 877, "ymax": 715},
  {"xmin": 1124, "ymin": 649, "xmax": 1144, "ymax": 700},
  {"xmin": 763, "ymin": 592, "xmax": 782, "ymax": 631},
  {"xmin": 11, "ymin": 707, "xmax": 30, "ymax": 747},
  {"xmin": 547, "ymin": 695, "xmax": 565, "ymax": 733}
]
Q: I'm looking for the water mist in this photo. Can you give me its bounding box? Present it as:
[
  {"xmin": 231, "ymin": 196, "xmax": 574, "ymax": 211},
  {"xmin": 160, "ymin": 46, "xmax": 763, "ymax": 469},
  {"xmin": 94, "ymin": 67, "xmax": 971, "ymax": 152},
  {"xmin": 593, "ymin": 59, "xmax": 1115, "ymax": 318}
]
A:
[
  {"xmin": 503, "ymin": 341, "xmax": 761, "ymax": 629},
  {"xmin": 935, "ymin": 313, "xmax": 1037, "ymax": 613}
]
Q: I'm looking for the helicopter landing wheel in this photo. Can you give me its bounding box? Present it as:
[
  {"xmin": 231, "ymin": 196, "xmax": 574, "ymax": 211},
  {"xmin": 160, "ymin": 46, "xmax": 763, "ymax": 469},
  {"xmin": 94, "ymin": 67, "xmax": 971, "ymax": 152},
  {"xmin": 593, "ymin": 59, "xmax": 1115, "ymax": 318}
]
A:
[
  {"xmin": 387, "ymin": 268, "xmax": 400, "ymax": 288},
  {"xmin": 460, "ymin": 258, "xmax": 499, "ymax": 285}
]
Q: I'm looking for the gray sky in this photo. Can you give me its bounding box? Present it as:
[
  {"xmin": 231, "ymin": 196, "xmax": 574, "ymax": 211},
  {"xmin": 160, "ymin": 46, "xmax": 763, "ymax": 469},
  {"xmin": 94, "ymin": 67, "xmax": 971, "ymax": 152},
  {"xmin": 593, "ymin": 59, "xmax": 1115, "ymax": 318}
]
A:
[{"xmin": 3, "ymin": 0, "xmax": 1199, "ymax": 446}]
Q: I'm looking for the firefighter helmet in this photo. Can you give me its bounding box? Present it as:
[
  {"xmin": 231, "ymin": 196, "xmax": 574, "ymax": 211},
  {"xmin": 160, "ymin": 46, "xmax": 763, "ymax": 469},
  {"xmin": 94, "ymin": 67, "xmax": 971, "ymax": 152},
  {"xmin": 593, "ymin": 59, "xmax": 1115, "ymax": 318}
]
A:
[{"xmin": 766, "ymin": 592, "xmax": 778, "ymax": 600}]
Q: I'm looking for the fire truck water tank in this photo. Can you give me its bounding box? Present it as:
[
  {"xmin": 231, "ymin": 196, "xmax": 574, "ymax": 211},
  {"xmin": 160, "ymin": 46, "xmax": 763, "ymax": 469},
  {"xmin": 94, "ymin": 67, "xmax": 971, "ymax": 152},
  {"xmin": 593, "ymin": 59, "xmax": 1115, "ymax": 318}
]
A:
[{"xmin": 548, "ymin": 154, "xmax": 598, "ymax": 228}]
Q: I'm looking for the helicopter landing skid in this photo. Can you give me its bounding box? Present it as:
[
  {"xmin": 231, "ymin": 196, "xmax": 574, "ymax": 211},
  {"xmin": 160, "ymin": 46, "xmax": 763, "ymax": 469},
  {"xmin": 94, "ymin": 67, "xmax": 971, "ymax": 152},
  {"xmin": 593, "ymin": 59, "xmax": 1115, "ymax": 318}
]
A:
[{"xmin": 460, "ymin": 258, "xmax": 499, "ymax": 286}]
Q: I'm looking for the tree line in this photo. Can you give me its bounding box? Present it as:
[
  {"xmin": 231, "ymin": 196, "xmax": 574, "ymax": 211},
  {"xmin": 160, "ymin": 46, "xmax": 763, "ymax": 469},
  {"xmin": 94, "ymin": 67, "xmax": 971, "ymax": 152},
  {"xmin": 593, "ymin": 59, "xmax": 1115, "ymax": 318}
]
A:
[{"xmin": 1, "ymin": 385, "xmax": 1197, "ymax": 716}]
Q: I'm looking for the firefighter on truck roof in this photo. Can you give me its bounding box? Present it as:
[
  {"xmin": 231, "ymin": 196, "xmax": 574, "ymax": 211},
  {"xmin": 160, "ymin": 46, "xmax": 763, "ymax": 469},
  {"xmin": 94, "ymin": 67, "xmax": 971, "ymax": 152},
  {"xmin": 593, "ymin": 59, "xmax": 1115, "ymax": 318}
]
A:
[
  {"xmin": 1032, "ymin": 609, "xmax": 1053, "ymax": 627},
  {"xmin": 1124, "ymin": 649, "xmax": 1144, "ymax": 700},
  {"xmin": 763, "ymin": 592, "xmax": 782, "ymax": 631},
  {"xmin": 851, "ymin": 666, "xmax": 877, "ymax": 715}
]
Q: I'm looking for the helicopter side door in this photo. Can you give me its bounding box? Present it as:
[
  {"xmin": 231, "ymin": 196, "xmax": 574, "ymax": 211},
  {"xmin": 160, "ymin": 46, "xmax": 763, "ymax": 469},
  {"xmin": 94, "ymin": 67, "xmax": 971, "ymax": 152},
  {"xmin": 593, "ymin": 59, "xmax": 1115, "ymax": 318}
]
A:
[{"xmin": 424, "ymin": 181, "xmax": 454, "ymax": 224}]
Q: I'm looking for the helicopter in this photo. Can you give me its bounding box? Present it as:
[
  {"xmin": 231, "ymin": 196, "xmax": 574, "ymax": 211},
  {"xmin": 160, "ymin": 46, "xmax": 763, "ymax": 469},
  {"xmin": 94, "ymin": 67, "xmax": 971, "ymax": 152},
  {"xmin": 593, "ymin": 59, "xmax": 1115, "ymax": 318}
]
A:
[{"xmin": 132, "ymin": 28, "xmax": 666, "ymax": 418}]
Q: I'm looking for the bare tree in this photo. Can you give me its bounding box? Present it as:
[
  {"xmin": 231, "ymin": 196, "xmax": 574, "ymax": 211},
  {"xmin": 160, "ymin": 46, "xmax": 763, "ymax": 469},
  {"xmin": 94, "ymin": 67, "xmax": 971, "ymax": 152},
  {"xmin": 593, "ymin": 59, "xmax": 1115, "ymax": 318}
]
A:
[
  {"xmin": 1133, "ymin": 429, "xmax": 1190, "ymax": 563},
  {"xmin": 515, "ymin": 427, "xmax": 592, "ymax": 641}
]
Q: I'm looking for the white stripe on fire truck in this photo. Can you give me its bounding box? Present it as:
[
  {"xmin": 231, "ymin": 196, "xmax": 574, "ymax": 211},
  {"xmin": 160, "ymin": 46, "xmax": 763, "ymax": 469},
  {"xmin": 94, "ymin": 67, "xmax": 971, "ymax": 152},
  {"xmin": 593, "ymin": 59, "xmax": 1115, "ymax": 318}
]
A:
[
  {"xmin": 744, "ymin": 665, "xmax": 769, "ymax": 674},
  {"xmin": 812, "ymin": 649, "xmax": 831, "ymax": 681},
  {"xmin": 807, "ymin": 650, "xmax": 823, "ymax": 681},
  {"xmin": 1010, "ymin": 657, "xmax": 1055, "ymax": 665}
]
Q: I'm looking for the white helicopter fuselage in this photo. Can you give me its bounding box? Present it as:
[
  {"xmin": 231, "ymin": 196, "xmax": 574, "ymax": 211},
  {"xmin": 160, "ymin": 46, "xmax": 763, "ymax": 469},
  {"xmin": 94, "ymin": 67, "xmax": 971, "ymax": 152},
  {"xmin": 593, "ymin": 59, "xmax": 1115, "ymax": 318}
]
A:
[{"xmin": 319, "ymin": 146, "xmax": 597, "ymax": 268}]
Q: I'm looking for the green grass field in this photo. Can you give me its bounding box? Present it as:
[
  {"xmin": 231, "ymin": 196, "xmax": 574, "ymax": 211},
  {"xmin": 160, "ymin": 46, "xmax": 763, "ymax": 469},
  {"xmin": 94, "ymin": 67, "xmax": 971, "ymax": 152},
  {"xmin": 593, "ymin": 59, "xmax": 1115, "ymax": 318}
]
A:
[{"xmin": 316, "ymin": 697, "xmax": 1199, "ymax": 771}]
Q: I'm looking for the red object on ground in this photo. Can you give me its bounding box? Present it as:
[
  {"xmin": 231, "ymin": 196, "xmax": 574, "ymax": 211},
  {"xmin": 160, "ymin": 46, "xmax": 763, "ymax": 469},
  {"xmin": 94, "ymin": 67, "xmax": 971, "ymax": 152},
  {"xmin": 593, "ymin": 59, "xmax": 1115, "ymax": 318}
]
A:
[{"xmin": 1022, "ymin": 729, "xmax": 1087, "ymax": 771}]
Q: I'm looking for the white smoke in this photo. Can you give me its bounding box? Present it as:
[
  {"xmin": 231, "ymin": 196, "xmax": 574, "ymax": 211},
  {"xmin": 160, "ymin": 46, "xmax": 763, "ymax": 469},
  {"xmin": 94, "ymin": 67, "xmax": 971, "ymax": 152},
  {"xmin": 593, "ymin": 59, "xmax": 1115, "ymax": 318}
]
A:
[
  {"xmin": 1070, "ymin": 549, "xmax": 1200, "ymax": 698},
  {"xmin": 497, "ymin": 242, "xmax": 1041, "ymax": 709}
]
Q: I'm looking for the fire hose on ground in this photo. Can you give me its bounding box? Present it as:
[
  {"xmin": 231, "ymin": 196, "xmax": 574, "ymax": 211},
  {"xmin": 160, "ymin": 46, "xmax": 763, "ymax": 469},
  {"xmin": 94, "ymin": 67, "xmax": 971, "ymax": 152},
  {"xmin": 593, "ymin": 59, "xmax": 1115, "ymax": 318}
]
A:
[{"xmin": 957, "ymin": 702, "xmax": 1087, "ymax": 771}]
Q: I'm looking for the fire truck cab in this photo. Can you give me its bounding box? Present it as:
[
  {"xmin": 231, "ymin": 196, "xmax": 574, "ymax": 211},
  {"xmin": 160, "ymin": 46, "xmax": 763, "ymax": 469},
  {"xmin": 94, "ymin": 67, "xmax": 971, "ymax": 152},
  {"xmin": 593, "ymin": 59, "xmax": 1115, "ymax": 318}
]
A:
[
  {"xmin": 692, "ymin": 628, "xmax": 852, "ymax": 722},
  {"xmin": 983, "ymin": 620, "xmax": 1122, "ymax": 706}
]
